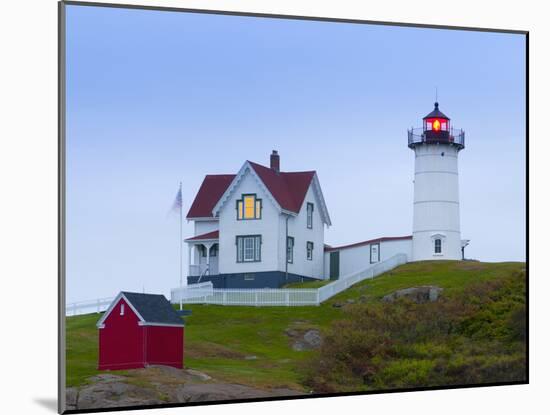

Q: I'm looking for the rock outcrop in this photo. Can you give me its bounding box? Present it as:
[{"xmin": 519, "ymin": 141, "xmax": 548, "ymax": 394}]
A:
[
  {"xmin": 382, "ymin": 286, "xmax": 443, "ymax": 303},
  {"xmin": 66, "ymin": 366, "xmax": 303, "ymax": 410},
  {"xmin": 285, "ymin": 328, "xmax": 323, "ymax": 351}
]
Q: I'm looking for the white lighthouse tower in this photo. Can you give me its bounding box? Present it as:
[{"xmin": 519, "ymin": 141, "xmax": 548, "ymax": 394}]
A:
[{"xmin": 408, "ymin": 102, "xmax": 466, "ymax": 261}]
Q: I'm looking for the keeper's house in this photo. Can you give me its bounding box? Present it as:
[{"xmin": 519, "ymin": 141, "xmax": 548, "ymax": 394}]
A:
[
  {"xmin": 185, "ymin": 151, "xmax": 411, "ymax": 288},
  {"xmin": 97, "ymin": 292, "xmax": 184, "ymax": 370}
]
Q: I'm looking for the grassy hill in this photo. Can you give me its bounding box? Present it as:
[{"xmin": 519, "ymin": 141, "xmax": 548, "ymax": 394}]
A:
[{"xmin": 66, "ymin": 260, "xmax": 526, "ymax": 391}]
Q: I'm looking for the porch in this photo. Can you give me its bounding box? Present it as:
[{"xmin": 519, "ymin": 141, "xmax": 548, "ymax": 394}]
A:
[{"xmin": 185, "ymin": 230, "xmax": 220, "ymax": 278}]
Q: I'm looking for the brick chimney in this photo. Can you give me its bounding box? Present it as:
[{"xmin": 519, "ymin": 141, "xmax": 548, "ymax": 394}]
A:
[{"xmin": 270, "ymin": 150, "xmax": 280, "ymax": 173}]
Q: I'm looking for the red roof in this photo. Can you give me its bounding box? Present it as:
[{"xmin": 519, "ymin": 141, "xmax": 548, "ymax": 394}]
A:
[
  {"xmin": 185, "ymin": 230, "xmax": 219, "ymax": 241},
  {"xmin": 248, "ymin": 161, "xmax": 315, "ymax": 214},
  {"xmin": 324, "ymin": 236, "xmax": 412, "ymax": 252},
  {"xmin": 186, "ymin": 175, "xmax": 235, "ymax": 219},
  {"xmin": 186, "ymin": 162, "xmax": 316, "ymax": 218}
]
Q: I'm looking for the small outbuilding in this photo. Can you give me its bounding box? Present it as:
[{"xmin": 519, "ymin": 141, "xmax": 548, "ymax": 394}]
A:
[{"xmin": 97, "ymin": 292, "xmax": 185, "ymax": 371}]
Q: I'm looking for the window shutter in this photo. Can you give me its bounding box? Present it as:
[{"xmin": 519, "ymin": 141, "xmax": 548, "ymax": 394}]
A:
[
  {"xmin": 255, "ymin": 200, "xmax": 261, "ymax": 219},
  {"xmin": 254, "ymin": 236, "xmax": 261, "ymax": 261},
  {"xmin": 237, "ymin": 237, "xmax": 243, "ymax": 262},
  {"xmin": 237, "ymin": 201, "xmax": 243, "ymax": 219}
]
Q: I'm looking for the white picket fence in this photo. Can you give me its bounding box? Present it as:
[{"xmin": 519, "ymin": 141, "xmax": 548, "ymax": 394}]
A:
[
  {"xmin": 65, "ymin": 297, "xmax": 114, "ymax": 316},
  {"xmin": 170, "ymin": 253, "xmax": 407, "ymax": 307},
  {"xmin": 171, "ymin": 285, "xmax": 319, "ymax": 306},
  {"xmin": 65, "ymin": 254, "xmax": 407, "ymax": 315}
]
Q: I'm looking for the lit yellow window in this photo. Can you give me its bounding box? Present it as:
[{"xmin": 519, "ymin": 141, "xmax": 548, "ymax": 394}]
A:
[
  {"xmin": 237, "ymin": 195, "xmax": 261, "ymax": 220},
  {"xmin": 244, "ymin": 196, "xmax": 255, "ymax": 219}
]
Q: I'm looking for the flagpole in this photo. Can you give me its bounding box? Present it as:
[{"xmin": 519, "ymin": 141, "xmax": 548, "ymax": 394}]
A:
[{"xmin": 179, "ymin": 181, "xmax": 183, "ymax": 311}]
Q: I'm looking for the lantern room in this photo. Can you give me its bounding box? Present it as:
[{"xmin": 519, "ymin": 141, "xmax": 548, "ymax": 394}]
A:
[
  {"xmin": 423, "ymin": 102, "xmax": 450, "ymax": 140},
  {"xmin": 407, "ymin": 102, "xmax": 465, "ymax": 150}
]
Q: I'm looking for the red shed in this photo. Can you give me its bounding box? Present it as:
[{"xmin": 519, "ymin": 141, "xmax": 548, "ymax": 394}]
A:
[{"xmin": 97, "ymin": 292, "xmax": 185, "ymax": 371}]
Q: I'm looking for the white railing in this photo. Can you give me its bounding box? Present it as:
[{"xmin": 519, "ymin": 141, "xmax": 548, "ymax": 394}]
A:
[
  {"xmin": 65, "ymin": 254, "xmax": 408, "ymax": 314},
  {"xmin": 171, "ymin": 281, "xmax": 214, "ymax": 303},
  {"xmin": 318, "ymin": 253, "xmax": 407, "ymax": 302},
  {"xmin": 189, "ymin": 264, "xmax": 208, "ymax": 277},
  {"xmin": 174, "ymin": 287, "xmax": 320, "ymax": 306},
  {"xmin": 170, "ymin": 253, "xmax": 408, "ymax": 307},
  {"xmin": 65, "ymin": 297, "xmax": 114, "ymax": 316}
]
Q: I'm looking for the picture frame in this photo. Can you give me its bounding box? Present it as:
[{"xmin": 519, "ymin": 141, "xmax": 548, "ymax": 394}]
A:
[{"xmin": 58, "ymin": 1, "xmax": 528, "ymax": 413}]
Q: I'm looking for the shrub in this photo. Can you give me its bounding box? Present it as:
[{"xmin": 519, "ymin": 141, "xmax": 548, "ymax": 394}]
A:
[{"xmin": 304, "ymin": 270, "xmax": 526, "ymax": 392}]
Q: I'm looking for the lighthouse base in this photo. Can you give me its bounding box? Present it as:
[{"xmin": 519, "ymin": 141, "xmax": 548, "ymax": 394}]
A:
[{"xmin": 412, "ymin": 231, "xmax": 462, "ymax": 261}]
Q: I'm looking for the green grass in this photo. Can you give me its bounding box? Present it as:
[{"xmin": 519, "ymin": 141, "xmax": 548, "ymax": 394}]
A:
[
  {"xmin": 66, "ymin": 260, "xmax": 525, "ymax": 390},
  {"xmin": 66, "ymin": 313, "xmax": 100, "ymax": 386},
  {"xmin": 329, "ymin": 260, "xmax": 525, "ymax": 303}
]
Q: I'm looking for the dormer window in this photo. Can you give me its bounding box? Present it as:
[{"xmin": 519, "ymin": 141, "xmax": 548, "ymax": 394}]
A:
[
  {"xmin": 236, "ymin": 194, "xmax": 262, "ymax": 220},
  {"xmin": 306, "ymin": 203, "xmax": 314, "ymax": 229}
]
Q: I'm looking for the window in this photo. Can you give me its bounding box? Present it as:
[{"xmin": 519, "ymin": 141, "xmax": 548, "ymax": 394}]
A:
[
  {"xmin": 244, "ymin": 273, "xmax": 255, "ymax": 281},
  {"xmin": 370, "ymin": 243, "xmax": 380, "ymax": 263},
  {"xmin": 236, "ymin": 235, "xmax": 261, "ymax": 262},
  {"xmin": 434, "ymin": 238, "xmax": 442, "ymax": 254},
  {"xmin": 306, "ymin": 241, "xmax": 314, "ymax": 260},
  {"xmin": 236, "ymin": 194, "xmax": 262, "ymax": 220},
  {"xmin": 287, "ymin": 236, "xmax": 294, "ymax": 263},
  {"xmin": 210, "ymin": 244, "xmax": 217, "ymax": 257},
  {"xmin": 307, "ymin": 202, "xmax": 314, "ymax": 229},
  {"xmin": 120, "ymin": 303, "xmax": 125, "ymax": 316}
]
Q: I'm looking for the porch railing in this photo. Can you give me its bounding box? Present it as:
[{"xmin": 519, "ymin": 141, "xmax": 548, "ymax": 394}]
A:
[{"xmin": 189, "ymin": 264, "xmax": 209, "ymax": 277}]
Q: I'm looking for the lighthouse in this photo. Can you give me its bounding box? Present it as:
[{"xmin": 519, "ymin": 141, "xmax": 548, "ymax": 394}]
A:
[{"xmin": 408, "ymin": 102, "xmax": 466, "ymax": 261}]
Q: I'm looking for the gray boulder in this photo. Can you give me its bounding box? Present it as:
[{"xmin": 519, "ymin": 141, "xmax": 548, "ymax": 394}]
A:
[
  {"xmin": 303, "ymin": 330, "xmax": 322, "ymax": 349},
  {"xmin": 382, "ymin": 286, "xmax": 443, "ymax": 304},
  {"xmin": 285, "ymin": 328, "xmax": 322, "ymax": 351}
]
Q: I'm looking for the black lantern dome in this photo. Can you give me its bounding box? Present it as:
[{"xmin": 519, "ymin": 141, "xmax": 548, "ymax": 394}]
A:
[
  {"xmin": 423, "ymin": 102, "xmax": 449, "ymax": 121},
  {"xmin": 408, "ymin": 102, "xmax": 465, "ymax": 150}
]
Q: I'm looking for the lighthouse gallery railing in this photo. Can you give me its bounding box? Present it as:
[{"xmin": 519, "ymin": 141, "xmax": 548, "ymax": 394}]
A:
[{"xmin": 408, "ymin": 127, "xmax": 465, "ymax": 148}]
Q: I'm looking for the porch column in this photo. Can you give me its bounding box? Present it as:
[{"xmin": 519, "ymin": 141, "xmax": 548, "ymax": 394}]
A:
[
  {"xmin": 187, "ymin": 244, "xmax": 192, "ymax": 276},
  {"xmin": 206, "ymin": 245, "xmax": 210, "ymax": 276}
]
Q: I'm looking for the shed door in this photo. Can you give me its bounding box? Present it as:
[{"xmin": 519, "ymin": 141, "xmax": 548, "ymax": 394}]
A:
[{"xmin": 330, "ymin": 251, "xmax": 340, "ymax": 280}]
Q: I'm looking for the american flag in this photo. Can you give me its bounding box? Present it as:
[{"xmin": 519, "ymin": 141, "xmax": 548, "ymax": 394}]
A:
[{"xmin": 171, "ymin": 183, "xmax": 183, "ymax": 214}]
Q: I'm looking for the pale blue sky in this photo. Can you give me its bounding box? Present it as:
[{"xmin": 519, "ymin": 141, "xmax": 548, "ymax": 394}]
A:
[{"xmin": 65, "ymin": 4, "xmax": 526, "ymax": 303}]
